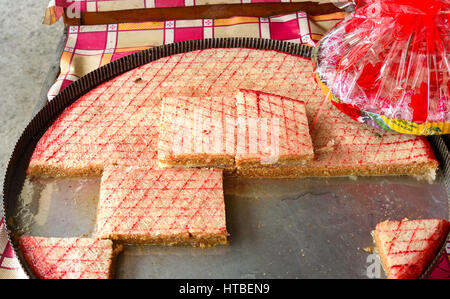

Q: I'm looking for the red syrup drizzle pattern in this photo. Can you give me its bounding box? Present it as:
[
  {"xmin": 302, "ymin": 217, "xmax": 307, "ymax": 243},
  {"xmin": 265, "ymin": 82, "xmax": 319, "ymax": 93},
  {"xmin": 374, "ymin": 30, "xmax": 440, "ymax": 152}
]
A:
[
  {"xmin": 19, "ymin": 236, "xmax": 113, "ymax": 279},
  {"xmin": 95, "ymin": 167, "xmax": 226, "ymax": 239},
  {"xmin": 29, "ymin": 48, "xmax": 437, "ymax": 175},
  {"xmin": 236, "ymin": 89, "xmax": 313, "ymax": 160},
  {"xmin": 377, "ymin": 219, "xmax": 450, "ymax": 279}
]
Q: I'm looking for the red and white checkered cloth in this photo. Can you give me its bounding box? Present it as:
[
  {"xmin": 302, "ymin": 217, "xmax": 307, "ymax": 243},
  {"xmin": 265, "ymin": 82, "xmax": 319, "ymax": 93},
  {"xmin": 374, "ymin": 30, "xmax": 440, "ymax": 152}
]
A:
[
  {"xmin": 47, "ymin": 11, "xmax": 346, "ymax": 100},
  {"xmin": 0, "ymin": 218, "xmax": 26, "ymax": 278}
]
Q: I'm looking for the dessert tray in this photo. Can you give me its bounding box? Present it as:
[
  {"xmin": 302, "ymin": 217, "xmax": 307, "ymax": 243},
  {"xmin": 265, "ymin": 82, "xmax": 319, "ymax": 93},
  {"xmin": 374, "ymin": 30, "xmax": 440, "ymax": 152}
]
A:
[{"xmin": 2, "ymin": 38, "xmax": 449, "ymax": 278}]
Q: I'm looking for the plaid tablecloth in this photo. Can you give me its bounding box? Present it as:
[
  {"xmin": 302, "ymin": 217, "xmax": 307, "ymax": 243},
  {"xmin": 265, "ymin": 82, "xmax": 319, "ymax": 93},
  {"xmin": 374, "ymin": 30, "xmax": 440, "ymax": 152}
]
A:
[
  {"xmin": 47, "ymin": 11, "xmax": 345, "ymax": 100},
  {"xmin": 0, "ymin": 218, "xmax": 26, "ymax": 278}
]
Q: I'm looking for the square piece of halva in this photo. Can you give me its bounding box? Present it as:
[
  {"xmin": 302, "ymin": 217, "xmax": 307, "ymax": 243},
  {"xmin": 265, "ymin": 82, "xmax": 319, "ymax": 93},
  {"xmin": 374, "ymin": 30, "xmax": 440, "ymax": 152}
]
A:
[
  {"xmin": 95, "ymin": 166, "xmax": 228, "ymax": 246},
  {"xmin": 158, "ymin": 96, "xmax": 236, "ymax": 169},
  {"xmin": 235, "ymin": 89, "xmax": 314, "ymax": 168}
]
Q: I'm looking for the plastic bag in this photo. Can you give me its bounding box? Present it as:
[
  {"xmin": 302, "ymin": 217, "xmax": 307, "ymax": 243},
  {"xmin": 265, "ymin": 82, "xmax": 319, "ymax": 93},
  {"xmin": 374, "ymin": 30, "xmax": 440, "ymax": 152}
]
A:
[
  {"xmin": 314, "ymin": 0, "xmax": 450, "ymax": 135},
  {"xmin": 333, "ymin": 1, "xmax": 357, "ymax": 11}
]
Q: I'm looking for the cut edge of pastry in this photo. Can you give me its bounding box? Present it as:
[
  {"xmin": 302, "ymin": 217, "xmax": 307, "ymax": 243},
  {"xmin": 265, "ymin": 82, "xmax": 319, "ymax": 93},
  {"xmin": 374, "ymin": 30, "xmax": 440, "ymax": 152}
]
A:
[
  {"xmin": 108, "ymin": 243, "xmax": 124, "ymax": 279},
  {"xmin": 234, "ymin": 160, "xmax": 438, "ymax": 181},
  {"xmin": 157, "ymin": 154, "xmax": 235, "ymax": 169},
  {"xmin": 26, "ymin": 162, "xmax": 104, "ymax": 178},
  {"xmin": 97, "ymin": 231, "xmax": 229, "ymax": 248}
]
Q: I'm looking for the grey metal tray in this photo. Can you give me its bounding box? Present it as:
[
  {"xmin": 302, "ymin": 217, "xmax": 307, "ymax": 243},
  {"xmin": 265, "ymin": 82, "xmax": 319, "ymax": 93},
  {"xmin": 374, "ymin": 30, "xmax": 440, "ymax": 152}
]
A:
[{"xmin": 2, "ymin": 38, "xmax": 449, "ymax": 279}]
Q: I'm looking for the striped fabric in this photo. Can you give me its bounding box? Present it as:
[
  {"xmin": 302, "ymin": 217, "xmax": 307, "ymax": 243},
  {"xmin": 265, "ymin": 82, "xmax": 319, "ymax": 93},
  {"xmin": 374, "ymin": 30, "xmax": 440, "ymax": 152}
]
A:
[{"xmin": 0, "ymin": 218, "xmax": 26, "ymax": 278}]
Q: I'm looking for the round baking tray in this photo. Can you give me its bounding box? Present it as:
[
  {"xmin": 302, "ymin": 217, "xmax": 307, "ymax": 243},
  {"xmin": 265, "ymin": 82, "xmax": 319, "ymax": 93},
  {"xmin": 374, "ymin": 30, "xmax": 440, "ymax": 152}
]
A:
[{"xmin": 2, "ymin": 38, "xmax": 449, "ymax": 279}]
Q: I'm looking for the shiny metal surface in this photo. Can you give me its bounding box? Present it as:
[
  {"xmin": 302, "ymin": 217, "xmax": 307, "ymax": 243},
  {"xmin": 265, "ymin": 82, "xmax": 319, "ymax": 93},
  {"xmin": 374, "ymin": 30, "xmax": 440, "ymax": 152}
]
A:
[{"xmin": 14, "ymin": 174, "xmax": 448, "ymax": 278}]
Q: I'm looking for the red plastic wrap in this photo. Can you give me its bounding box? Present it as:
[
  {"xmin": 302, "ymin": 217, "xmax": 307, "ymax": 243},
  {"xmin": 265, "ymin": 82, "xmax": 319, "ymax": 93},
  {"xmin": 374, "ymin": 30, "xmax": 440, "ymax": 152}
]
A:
[{"xmin": 315, "ymin": 0, "xmax": 450, "ymax": 134}]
